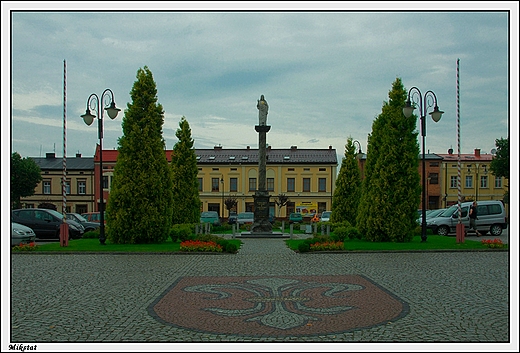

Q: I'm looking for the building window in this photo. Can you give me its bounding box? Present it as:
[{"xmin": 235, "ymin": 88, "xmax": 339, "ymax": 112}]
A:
[
  {"xmin": 198, "ymin": 178, "xmax": 203, "ymax": 192},
  {"xmin": 480, "ymin": 175, "xmax": 488, "ymax": 188},
  {"xmin": 287, "ymin": 178, "xmax": 295, "ymax": 192},
  {"xmin": 288, "ymin": 168, "xmax": 295, "ymax": 171},
  {"xmin": 102, "ymin": 176, "xmax": 108, "ymax": 190},
  {"xmin": 230, "ymin": 178, "xmax": 238, "ymax": 192},
  {"xmin": 303, "ymin": 168, "xmax": 310, "ymax": 171},
  {"xmin": 249, "ymin": 178, "xmax": 257, "ymax": 192},
  {"xmin": 65, "ymin": 181, "xmax": 71, "ymax": 195},
  {"xmin": 267, "ymin": 178, "xmax": 274, "ymax": 191},
  {"xmin": 429, "ymin": 173, "xmax": 439, "ymax": 185},
  {"xmin": 78, "ymin": 180, "xmax": 86, "ymax": 195},
  {"xmin": 450, "ymin": 176, "xmax": 457, "ymax": 188},
  {"xmin": 43, "ymin": 180, "xmax": 51, "ymax": 194},
  {"xmin": 465, "ymin": 175, "xmax": 473, "ymax": 188},
  {"xmin": 495, "ymin": 177, "xmax": 502, "ymax": 188},
  {"xmin": 319, "ymin": 168, "xmax": 326, "ymax": 172},
  {"xmin": 303, "ymin": 178, "xmax": 311, "ymax": 192},
  {"xmin": 318, "ymin": 178, "xmax": 326, "ymax": 192},
  {"xmin": 430, "ymin": 162, "xmax": 439, "ymax": 167},
  {"xmin": 212, "ymin": 178, "xmax": 220, "ymax": 192}
]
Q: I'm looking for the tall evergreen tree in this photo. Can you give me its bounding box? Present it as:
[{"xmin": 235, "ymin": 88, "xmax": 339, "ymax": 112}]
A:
[
  {"xmin": 106, "ymin": 66, "xmax": 174, "ymax": 244},
  {"xmin": 11, "ymin": 152, "xmax": 42, "ymax": 209},
  {"xmin": 331, "ymin": 137, "xmax": 361, "ymax": 225},
  {"xmin": 171, "ymin": 116, "xmax": 201, "ymax": 224},
  {"xmin": 357, "ymin": 78, "xmax": 420, "ymax": 242}
]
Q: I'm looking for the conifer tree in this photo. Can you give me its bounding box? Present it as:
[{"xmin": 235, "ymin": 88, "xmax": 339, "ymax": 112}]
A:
[
  {"xmin": 106, "ymin": 66, "xmax": 174, "ymax": 244},
  {"xmin": 357, "ymin": 78, "xmax": 421, "ymax": 242},
  {"xmin": 171, "ymin": 116, "xmax": 201, "ymax": 224},
  {"xmin": 331, "ymin": 137, "xmax": 361, "ymax": 225}
]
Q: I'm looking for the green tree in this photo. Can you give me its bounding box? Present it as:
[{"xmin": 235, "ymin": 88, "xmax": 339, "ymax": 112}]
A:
[
  {"xmin": 489, "ymin": 137, "xmax": 509, "ymax": 203},
  {"xmin": 331, "ymin": 137, "xmax": 361, "ymax": 225},
  {"xmin": 356, "ymin": 78, "xmax": 421, "ymax": 242},
  {"xmin": 490, "ymin": 137, "xmax": 509, "ymax": 179},
  {"xmin": 10, "ymin": 152, "xmax": 42, "ymax": 209},
  {"xmin": 171, "ymin": 116, "xmax": 201, "ymax": 224},
  {"xmin": 106, "ymin": 66, "xmax": 174, "ymax": 244}
]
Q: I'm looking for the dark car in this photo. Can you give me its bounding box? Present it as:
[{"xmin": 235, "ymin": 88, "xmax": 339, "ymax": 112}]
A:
[
  {"xmin": 12, "ymin": 208, "xmax": 84, "ymax": 240},
  {"xmin": 67, "ymin": 213, "xmax": 100, "ymax": 232},
  {"xmin": 227, "ymin": 212, "xmax": 238, "ymax": 225}
]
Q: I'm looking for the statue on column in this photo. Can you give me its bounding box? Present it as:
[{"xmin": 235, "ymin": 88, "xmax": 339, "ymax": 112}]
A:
[{"xmin": 257, "ymin": 95, "xmax": 268, "ymax": 125}]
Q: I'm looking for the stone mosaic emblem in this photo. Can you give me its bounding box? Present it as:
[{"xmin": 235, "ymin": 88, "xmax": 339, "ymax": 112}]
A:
[{"xmin": 149, "ymin": 275, "xmax": 408, "ymax": 337}]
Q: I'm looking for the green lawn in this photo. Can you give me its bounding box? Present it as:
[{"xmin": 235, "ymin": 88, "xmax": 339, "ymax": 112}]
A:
[
  {"xmin": 286, "ymin": 235, "xmax": 507, "ymax": 251},
  {"xmin": 15, "ymin": 233, "xmax": 505, "ymax": 253},
  {"xmin": 24, "ymin": 237, "xmax": 242, "ymax": 253}
]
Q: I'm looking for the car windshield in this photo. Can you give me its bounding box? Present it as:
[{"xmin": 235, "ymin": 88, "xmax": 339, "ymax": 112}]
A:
[
  {"xmin": 238, "ymin": 213, "xmax": 253, "ymax": 219},
  {"xmin": 47, "ymin": 209, "xmax": 65, "ymax": 219},
  {"xmin": 201, "ymin": 212, "xmax": 217, "ymax": 218},
  {"xmin": 68, "ymin": 213, "xmax": 88, "ymax": 222},
  {"xmin": 322, "ymin": 212, "xmax": 331, "ymax": 217}
]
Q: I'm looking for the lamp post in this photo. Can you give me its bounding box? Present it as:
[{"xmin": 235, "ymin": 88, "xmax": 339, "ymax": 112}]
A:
[
  {"xmin": 403, "ymin": 87, "xmax": 443, "ymax": 242},
  {"xmin": 220, "ymin": 177, "xmax": 224, "ymax": 219},
  {"xmin": 81, "ymin": 89, "xmax": 121, "ymax": 245}
]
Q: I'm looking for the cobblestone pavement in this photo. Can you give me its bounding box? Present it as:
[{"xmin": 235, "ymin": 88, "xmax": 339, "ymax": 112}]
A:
[{"xmin": 9, "ymin": 238, "xmax": 512, "ymax": 349}]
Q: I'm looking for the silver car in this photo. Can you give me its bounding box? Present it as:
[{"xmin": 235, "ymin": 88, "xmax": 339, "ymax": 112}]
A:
[{"xmin": 11, "ymin": 222, "xmax": 36, "ymax": 247}]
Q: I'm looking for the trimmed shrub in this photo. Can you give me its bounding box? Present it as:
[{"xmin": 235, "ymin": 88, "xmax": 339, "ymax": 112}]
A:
[
  {"xmin": 83, "ymin": 229, "xmax": 100, "ymax": 239},
  {"xmin": 332, "ymin": 226, "xmax": 348, "ymax": 241},
  {"xmin": 170, "ymin": 224, "xmax": 194, "ymax": 242},
  {"xmin": 298, "ymin": 242, "xmax": 310, "ymax": 253},
  {"xmin": 224, "ymin": 242, "xmax": 238, "ymax": 253},
  {"xmin": 346, "ymin": 226, "xmax": 362, "ymax": 240}
]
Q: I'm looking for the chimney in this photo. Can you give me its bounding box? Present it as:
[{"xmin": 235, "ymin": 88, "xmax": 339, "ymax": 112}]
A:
[
  {"xmin": 45, "ymin": 152, "xmax": 55, "ymax": 159},
  {"xmin": 291, "ymin": 145, "xmax": 297, "ymax": 150},
  {"xmin": 474, "ymin": 148, "xmax": 481, "ymax": 157},
  {"xmin": 246, "ymin": 146, "xmax": 250, "ymax": 150},
  {"xmin": 267, "ymin": 145, "xmax": 271, "ymax": 150},
  {"xmin": 329, "ymin": 145, "xmax": 332, "ymax": 150},
  {"xmin": 214, "ymin": 144, "xmax": 222, "ymax": 150},
  {"xmin": 76, "ymin": 153, "xmax": 82, "ymax": 158},
  {"xmin": 448, "ymin": 148, "xmax": 453, "ymax": 155}
]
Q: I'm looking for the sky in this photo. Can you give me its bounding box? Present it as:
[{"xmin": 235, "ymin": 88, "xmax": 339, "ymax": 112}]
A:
[{"xmin": 3, "ymin": 2, "xmax": 517, "ymax": 165}]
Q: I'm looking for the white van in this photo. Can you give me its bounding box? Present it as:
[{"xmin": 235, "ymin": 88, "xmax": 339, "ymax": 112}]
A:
[{"xmin": 426, "ymin": 200, "xmax": 507, "ymax": 236}]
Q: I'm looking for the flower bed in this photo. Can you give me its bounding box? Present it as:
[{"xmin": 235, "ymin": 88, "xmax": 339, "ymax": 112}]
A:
[
  {"xmin": 309, "ymin": 241, "xmax": 344, "ymax": 251},
  {"xmin": 481, "ymin": 238, "xmax": 504, "ymax": 248},
  {"xmin": 12, "ymin": 242, "xmax": 39, "ymax": 251},
  {"xmin": 180, "ymin": 240, "xmax": 223, "ymax": 252}
]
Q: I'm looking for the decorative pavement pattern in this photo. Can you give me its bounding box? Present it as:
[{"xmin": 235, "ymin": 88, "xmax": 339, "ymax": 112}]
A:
[{"xmin": 149, "ymin": 275, "xmax": 409, "ymax": 337}]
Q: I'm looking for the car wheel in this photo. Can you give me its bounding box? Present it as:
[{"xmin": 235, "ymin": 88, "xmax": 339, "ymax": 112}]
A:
[
  {"xmin": 490, "ymin": 224, "xmax": 503, "ymax": 236},
  {"xmin": 436, "ymin": 225, "xmax": 450, "ymax": 236}
]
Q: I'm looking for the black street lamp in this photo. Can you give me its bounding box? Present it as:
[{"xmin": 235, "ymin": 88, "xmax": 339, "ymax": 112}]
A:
[
  {"xmin": 403, "ymin": 87, "xmax": 443, "ymax": 242},
  {"xmin": 220, "ymin": 177, "xmax": 224, "ymax": 219},
  {"xmin": 81, "ymin": 89, "xmax": 121, "ymax": 245}
]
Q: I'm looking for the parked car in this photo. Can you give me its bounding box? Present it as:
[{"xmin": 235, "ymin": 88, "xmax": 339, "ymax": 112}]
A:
[
  {"xmin": 11, "ymin": 222, "xmax": 36, "ymax": 246},
  {"xmin": 200, "ymin": 211, "xmax": 221, "ymax": 226},
  {"xmin": 416, "ymin": 208, "xmax": 447, "ymax": 225},
  {"xmin": 227, "ymin": 212, "xmax": 238, "ymax": 225},
  {"xmin": 12, "ymin": 208, "xmax": 84, "ymax": 240},
  {"xmin": 320, "ymin": 211, "xmax": 332, "ymax": 222},
  {"xmin": 289, "ymin": 212, "xmax": 303, "ymax": 224},
  {"xmin": 427, "ymin": 200, "xmax": 508, "ymax": 236},
  {"xmin": 67, "ymin": 213, "xmax": 100, "ymax": 232},
  {"xmin": 237, "ymin": 212, "xmax": 255, "ymax": 225},
  {"xmin": 81, "ymin": 211, "xmax": 106, "ymax": 224}
]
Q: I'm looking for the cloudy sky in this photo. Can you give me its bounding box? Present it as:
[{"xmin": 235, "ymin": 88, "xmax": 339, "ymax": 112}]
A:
[{"xmin": 4, "ymin": 3, "xmax": 516, "ymax": 163}]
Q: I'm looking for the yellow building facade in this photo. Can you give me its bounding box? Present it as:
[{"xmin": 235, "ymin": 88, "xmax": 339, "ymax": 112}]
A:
[
  {"xmin": 438, "ymin": 149, "xmax": 508, "ymax": 209},
  {"xmin": 197, "ymin": 145, "xmax": 338, "ymax": 220}
]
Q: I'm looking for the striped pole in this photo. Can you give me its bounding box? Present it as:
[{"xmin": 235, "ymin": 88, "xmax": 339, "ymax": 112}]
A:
[
  {"xmin": 61, "ymin": 59, "xmax": 69, "ymax": 246},
  {"xmin": 456, "ymin": 58, "xmax": 464, "ymax": 243}
]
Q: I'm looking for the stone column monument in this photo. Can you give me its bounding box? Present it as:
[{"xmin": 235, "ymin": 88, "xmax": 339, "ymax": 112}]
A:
[{"xmin": 251, "ymin": 95, "xmax": 273, "ymax": 233}]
